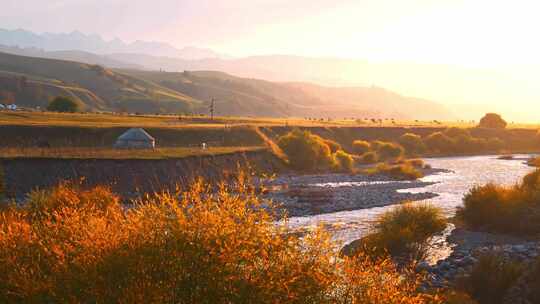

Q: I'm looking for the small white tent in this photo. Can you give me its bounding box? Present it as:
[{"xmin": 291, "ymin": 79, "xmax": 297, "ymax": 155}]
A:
[{"xmin": 114, "ymin": 128, "xmax": 155, "ymax": 149}]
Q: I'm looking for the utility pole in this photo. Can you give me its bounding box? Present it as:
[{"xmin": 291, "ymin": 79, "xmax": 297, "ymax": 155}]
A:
[{"xmin": 209, "ymin": 98, "xmax": 215, "ymax": 120}]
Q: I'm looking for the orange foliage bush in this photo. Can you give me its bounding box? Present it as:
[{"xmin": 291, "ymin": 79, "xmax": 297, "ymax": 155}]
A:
[{"xmin": 0, "ymin": 180, "xmax": 445, "ymax": 303}]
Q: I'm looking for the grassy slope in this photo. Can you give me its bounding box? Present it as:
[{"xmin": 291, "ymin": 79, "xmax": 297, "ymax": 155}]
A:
[
  {"xmin": 0, "ymin": 146, "xmax": 264, "ymax": 160},
  {"xmin": 122, "ymin": 69, "xmax": 457, "ymax": 120},
  {"xmin": 0, "ymin": 51, "xmax": 202, "ymax": 113}
]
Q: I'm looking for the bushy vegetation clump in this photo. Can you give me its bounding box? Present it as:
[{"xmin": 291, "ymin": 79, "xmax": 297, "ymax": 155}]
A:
[
  {"xmin": 375, "ymin": 141, "xmax": 405, "ymax": 160},
  {"xmin": 368, "ymin": 163, "xmax": 424, "ymax": 180},
  {"xmin": 0, "ymin": 162, "xmax": 4, "ymax": 202},
  {"xmin": 323, "ymin": 139, "xmax": 342, "ymax": 153},
  {"xmin": 358, "ymin": 151, "xmax": 379, "ymax": 164},
  {"xmin": 424, "ymin": 128, "xmax": 505, "ymax": 155},
  {"xmin": 456, "ymin": 254, "xmax": 524, "ymax": 304},
  {"xmin": 399, "ymin": 133, "xmax": 426, "ymax": 155},
  {"xmin": 334, "ymin": 150, "xmax": 354, "ymax": 172},
  {"xmin": 47, "ymin": 96, "xmax": 80, "ymax": 113},
  {"xmin": 352, "ymin": 140, "xmax": 371, "ymax": 155},
  {"xmin": 424, "ymin": 132, "xmax": 455, "ymax": 153},
  {"xmin": 458, "ymin": 168, "xmax": 540, "ymax": 234},
  {"xmin": 0, "ymin": 182, "xmax": 444, "ymax": 303},
  {"xmin": 352, "ymin": 204, "xmax": 446, "ymax": 261},
  {"xmin": 277, "ymin": 130, "xmax": 354, "ymax": 172},
  {"xmin": 277, "ymin": 129, "xmax": 335, "ymax": 171},
  {"xmin": 528, "ymin": 156, "xmax": 540, "ymax": 167}
]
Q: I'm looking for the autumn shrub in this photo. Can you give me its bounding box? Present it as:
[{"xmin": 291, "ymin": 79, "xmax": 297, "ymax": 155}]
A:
[
  {"xmin": 368, "ymin": 163, "xmax": 423, "ymax": 180},
  {"xmin": 0, "ymin": 162, "xmax": 4, "ymax": 202},
  {"xmin": 277, "ymin": 129, "xmax": 335, "ymax": 171},
  {"xmin": 456, "ymin": 253, "xmax": 524, "ymax": 304},
  {"xmin": 458, "ymin": 168, "xmax": 540, "ymax": 234},
  {"xmin": 395, "ymin": 158, "xmax": 427, "ymax": 169},
  {"xmin": 358, "ymin": 151, "xmax": 379, "ymax": 164},
  {"xmin": 424, "ymin": 132, "xmax": 455, "ymax": 153},
  {"xmin": 376, "ymin": 141, "xmax": 405, "ymax": 160},
  {"xmin": 526, "ymin": 258, "xmax": 540, "ymax": 303},
  {"xmin": 528, "ymin": 156, "xmax": 540, "ymax": 168},
  {"xmin": 370, "ymin": 140, "xmax": 386, "ymax": 151},
  {"xmin": 338, "ymin": 255, "xmax": 443, "ymax": 303},
  {"xmin": 323, "ymin": 139, "xmax": 342, "ymax": 153},
  {"xmin": 0, "ymin": 181, "xmax": 444, "ymax": 303},
  {"xmin": 0, "ymin": 180, "xmax": 338, "ymax": 303},
  {"xmin": 354, "ymin": 203, "xmax": 446, "ymax": 261},
  {"xmin": 399, "ymin": 133, "xmax": 426, "ymax": 155},
  {"xmin": 352, "ymin": 140, "xmax": 371, "ymax": 155},
  {"xmin": 454, "ymin": 135, "xmax": 489, "ymax": 154},
  {"xmin": 334, "ymin": 150, "xmax": 355, "ymax": 172}
]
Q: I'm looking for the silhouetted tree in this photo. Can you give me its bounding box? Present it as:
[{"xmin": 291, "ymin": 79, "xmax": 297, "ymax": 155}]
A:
[
  {"xmin": 479, "ymin": 113, "xmax": 507, "ymax": 129},
  {"xmin": 47, "ymin": 96, "xmax": 79, "ymax": 113}
]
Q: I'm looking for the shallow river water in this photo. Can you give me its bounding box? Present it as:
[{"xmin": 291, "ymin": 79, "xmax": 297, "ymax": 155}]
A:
[{"xmin": 287, "ymin": 155, "xmax": 535, "ymax": 260}]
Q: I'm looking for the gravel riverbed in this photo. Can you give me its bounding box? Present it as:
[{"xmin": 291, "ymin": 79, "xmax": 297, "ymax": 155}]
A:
[{"xmin": 261, "ymin": 168, "xmax": 448, "ymax": 217}]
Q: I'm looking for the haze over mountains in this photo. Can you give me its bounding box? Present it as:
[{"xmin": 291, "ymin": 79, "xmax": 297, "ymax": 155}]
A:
[
  {"xmin": 0, "ymin": 29, "xmax": 226, "ymax": 60},
  {"xmin": 0, "ymin": 28, "xmax": 459, "ymax": 120}
]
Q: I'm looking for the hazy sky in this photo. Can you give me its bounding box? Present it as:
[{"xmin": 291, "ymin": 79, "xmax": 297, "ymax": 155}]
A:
[{"xmin": 3, "ymin": 0, "xmax": 540, "ymax": 121}]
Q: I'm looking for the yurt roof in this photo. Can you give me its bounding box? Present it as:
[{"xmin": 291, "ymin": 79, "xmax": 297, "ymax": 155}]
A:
[{"xmin": 117, "ymin": 128, "xmax": 155, "ymax": 142}]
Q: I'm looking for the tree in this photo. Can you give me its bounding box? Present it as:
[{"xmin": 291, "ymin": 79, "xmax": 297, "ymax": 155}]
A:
[
  {"xmin": 479, "ymin": 113, "xmax": 507, "ymax": 129},
  {"xmin": 47, "ymin": 96, "xmax": 79, "ymax": 113}
]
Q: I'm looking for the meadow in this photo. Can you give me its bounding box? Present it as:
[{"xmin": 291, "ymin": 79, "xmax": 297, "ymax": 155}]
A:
[{"xmin": 0, "ymin": 146, "xmax": 264, "ymax": 159}]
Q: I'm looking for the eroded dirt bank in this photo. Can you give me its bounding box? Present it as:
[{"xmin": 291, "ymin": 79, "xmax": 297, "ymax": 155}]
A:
[{"xmin": 1, "ymin": 150, "xmax": 284, "ymax": 200}]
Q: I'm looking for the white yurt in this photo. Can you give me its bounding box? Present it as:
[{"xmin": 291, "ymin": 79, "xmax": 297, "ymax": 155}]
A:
[{"xmin": 114, "ymin": 128, "xmax": 155, "ymax": 149}]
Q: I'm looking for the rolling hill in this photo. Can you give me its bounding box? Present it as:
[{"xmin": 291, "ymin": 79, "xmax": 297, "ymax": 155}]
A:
[
  {"xmin": 124, "ymin": 69, "xmax": 454, "ymax": 120},
  {"xmin": 0, "ymin": 51, "xmax": 454, "ymax": 119},
  {"xmin": 0, "ymin": 51, "xmax": 202, "ymax": 113}
]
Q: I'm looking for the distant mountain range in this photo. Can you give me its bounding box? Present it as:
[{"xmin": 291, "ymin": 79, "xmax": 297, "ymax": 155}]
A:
[{"xmin": 0, "ymin": 28, "xmax": 227, "ymax": 60}]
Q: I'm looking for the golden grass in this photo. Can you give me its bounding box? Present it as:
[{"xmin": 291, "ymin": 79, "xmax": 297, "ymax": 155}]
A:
[
  {"xmin": 0, "ymin": 146, "xmax": 265, "ymax": 159},
  {"xmin": 4, "ymin": 110, "xmax": 537, "ymax": 129}
]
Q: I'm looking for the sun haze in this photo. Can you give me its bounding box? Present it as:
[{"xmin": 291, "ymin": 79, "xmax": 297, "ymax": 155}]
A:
[{"xmin": 1, "ymin": 0, "xmax": 540, "ymax": 121}]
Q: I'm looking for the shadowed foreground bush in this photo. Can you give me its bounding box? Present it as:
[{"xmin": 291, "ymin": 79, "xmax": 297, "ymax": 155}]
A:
[
  {"xmin": 456, "ymin": 254, "xmax": 524, "ymax": 304},
  {"xmin": 458, "ymin": 168, "xmax": 540, "ymax": 234},
  {"xmin": 0, "ymin": 182, "xmax": 444, "ymax": 303},
  {"xmin": 348, "ymin": 204, "xmax": 447, "ymax": 261}
]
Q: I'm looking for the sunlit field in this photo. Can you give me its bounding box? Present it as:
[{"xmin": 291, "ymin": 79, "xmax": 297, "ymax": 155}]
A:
[
  {"xmin": 0, "ymin": 146, "xmax": 264, "ymax": 159},
  {"xmin": 2, "ymin": 110, "xmax": 537, "ymax": 129}
]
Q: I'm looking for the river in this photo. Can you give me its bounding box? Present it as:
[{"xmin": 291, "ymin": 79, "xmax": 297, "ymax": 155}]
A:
[{"xmin": 286, "ymin": 155, "xmax": 535, "ymax": 260}]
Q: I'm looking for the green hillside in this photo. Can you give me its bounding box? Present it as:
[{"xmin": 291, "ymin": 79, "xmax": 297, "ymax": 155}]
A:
[{"xmin": 0, "ymin": 52, "xmax": 202, "ymax": 113}]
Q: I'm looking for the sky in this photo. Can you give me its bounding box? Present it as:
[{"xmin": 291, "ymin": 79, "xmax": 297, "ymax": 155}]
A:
[{"xmin": 2, "ymin": 0, "xmax": 540, "ymax": 121}]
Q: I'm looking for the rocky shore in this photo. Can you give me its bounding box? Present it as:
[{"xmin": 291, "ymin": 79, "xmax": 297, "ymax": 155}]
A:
[
  {"xmin": 418, "ymin": 226, "xmax": 540, "ymax": 303},
  {"xmin": 261, "ymin": 168, "xmax": 448, "ymax": 217}
]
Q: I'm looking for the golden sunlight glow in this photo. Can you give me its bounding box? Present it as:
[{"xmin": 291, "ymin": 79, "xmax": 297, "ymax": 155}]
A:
[{"xmin": 209, "ymin": 0, "xmax": 540, "ymax": 121}]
